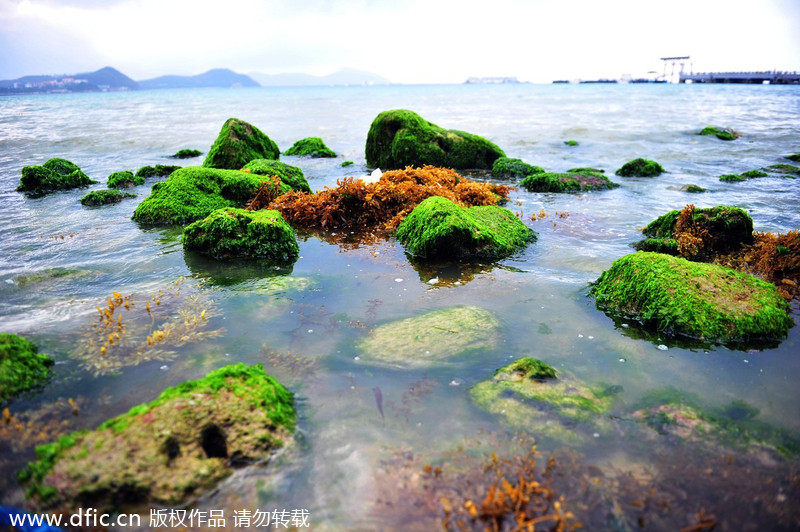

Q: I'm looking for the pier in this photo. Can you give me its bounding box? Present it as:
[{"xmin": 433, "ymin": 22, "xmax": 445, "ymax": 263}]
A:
[{"xmin": 679, "ymin": 71, "xmax": 800, "ymax": 84}]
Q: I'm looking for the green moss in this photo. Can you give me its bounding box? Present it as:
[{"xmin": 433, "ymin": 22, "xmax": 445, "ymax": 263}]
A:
[
  {"xmin": 741, "ymin": 169, "xmax": 769, "ymax": 178},
  {"xmin": 241, "ymin": 159, "xmax": 311, "ymax": 193},
  {"xmin": 590, "ymin": 252, "xmax": 793, "ymax": 344},
  {"xmin": 283, "ymin": 137, "xmax": 336, "ymax": 158},
  {"xmin": 107, "ymin": 170, "xmax": 144, "ymax": 188},
  {"xmin": 564, "ymin": 139, "xmax": 579, "ymax": 146},
  {"xmin": 133, "ymin": 166, "xmax": 285, "ymax": 225},
  {"xmin": 172, "ymin": 149, "xmax": 203, "ymax": 159},
  {"xmin": 0, "ymin": 333, "xmax": 54, "ymax": 405},
  {"xmin": 17, "ymin": 158, "xmax": 96, "ymax": 195},
  {"xmin": 764, "ymin": 163, "xmax": 800, "ymax": 177},
  {"xmin": 341, "ymin": 160, "xmax": 354, "ymax": 167},
  {"xmin": 786, "ymin": 153, "xmax": 800, "ymax": 162},
  {"xmin": 491, "ymin": 157, "xmax": 545, "ymax": 178},
  {"xmin": 699, "ymin": 126, "xmax": 739, "ymax": 141},
  {"xmin": 395, "ymin": 196, "xmax": 535, "ymax": 260},
  {"xmin": 639, "ymin": 205, "xmax": 754, "ymax": 253},
  {"xmin": 502, "ymin": 356, "xmax": 557, "ymax": 380},
  {"xmin": 680, "ymin": 184, "xmax": 706, "ymax": 193},
  {"xmin": 614, "ymin": 158, "xmax": 664, "ymax": 177},
  {"xmin": 365, "ymin": 109, "xmax": 505, "ymax": 170},
  {"xmin": 719, "ymin": 174, "xmax": 744, "ymax": 182},
  {"xmin": 183, "ymin": 208, "xmax": 299, "ymax": 261},
  {"xmin": 567, "ymin": 167, "xmax": 605, "ymax": 174},
  {"xmin": 203, "ymin": 118, "xmax": 280, "ymax": 170},
  {"xmin": 135, "ymin": 164, "xmax": 181, "ymax": 178},
  {"xmin": 519, "ymin": 171, "xmax": 619, "ymax": 192},
  {"xmin": 80, "ymin": 189, "xmax": 135, "ymax": 206},
  {"xmin": 634, "ymin": 237, "xmax": 679, "ymax": 255}
]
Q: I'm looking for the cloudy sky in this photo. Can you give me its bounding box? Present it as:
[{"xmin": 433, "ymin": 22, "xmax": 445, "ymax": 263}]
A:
[{"xmin": 1, "ymin": 0, "xmax": 799, "ymax": 83}]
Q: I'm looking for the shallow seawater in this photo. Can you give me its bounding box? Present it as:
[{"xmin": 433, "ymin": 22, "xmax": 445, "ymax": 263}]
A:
[{"xmin": 1, "ymin": 84, "xmax": 799, "ymax": 530}]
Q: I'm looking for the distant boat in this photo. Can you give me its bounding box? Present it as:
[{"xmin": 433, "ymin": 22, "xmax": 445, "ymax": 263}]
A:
[
  {"xmin": 552, "ymin": 80, "xmax": 570, "ymax": 84},
  {"xmin": 579, "ymin": 79, "xmax": 618, "ymax": 84},
  {"xmin": 629, "ymin": 78, "xmax": 667, "ymax": 84}
]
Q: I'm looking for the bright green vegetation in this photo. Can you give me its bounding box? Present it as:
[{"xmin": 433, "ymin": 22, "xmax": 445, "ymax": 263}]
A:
[
  {"xmin": 0, "ymin": 333, "xmax": 54, "ymax": 405},
  {"xmin": 80, "ymin": 189, "xmax": 135, "ymax": 206},
  {"xmin": 107, "ymin": 170, "xmax": 144, "ymax": 188},
  {"xmin": 341, "ymin": 160, "xmax": 354, "ymax": 167},
  {"xmin": 183, "ymin": 208, "xmax": 299, "ymax": 261},
  {"xmin": 741, "ymin": 169, "xmax": 769, "ymax": 178},
  {"xmin": 132, "ymin": 166, "xmax": 288, "ymax": 225},
  {"xmin": 614, "ymin": 158, "xmax": 665, "ymax": 177},
  {"xmin": 680, "ymin": 184, "xmax": 706, "ymax": 193},
  {"xmin": 720, "ymin": 174, "xmax": 744, "ymax": 182},
  {"xmin": 18, "ymin": 363, "xmax": 295, "ymax": 510},
  {"xmin": 519, "ymin": 171, "xmax": 619, "ymax": 192},
  {"xmin": 365, "ymin": 109, "xmax": 505, "ymax": 170},
  {"xmin": 283, "ymin": 136, "xmax": 336, "ymax": 158},
  {"xmin": 203, "ymin": 118, "xmax": 280, "ymax": 170},
  {"xmin": 786, "ymin": 153, "xmax": 800, "ymax": 162},
  {"xmin": 699, "ymin": 126, "xmax": 740, "ymax": 141},
  {"xmin": 172, "ymin": 148, "xmax": 203, "ymax": 159},
  {"xmin": 764, "ymin": 163, "xmax": 800, "ymax": 177},
  {"xmin": 590, "ymin": 252, "xmax": 793, "ymax": 344},
  {"xmin": 241, "ymin": 159, "xmax": 311, "ymax": 193},
  {"xmin": 491, "ymin": 157, "xmax": 545, "ymax": 179},
  {"xmin": 567, "ymin": 167, "xmax": 605, "ymax": 174},
  {"xmin": 17, "ymin": 158, "xmax": 96, "ymax": 196},
  {"xmin": 135, "ymin": 164, "xmax": 181, "ymax": 178},
  {"xmin": 395, "ymin": 196, "xmax": 536, "ymax": 260},
  {"xmin": 564, "ymin": 139, "xmax": 579, "ymax": 146},
  {"xmin": 356, "ymin": 306, "xmax": 501, "ymax": 368}
]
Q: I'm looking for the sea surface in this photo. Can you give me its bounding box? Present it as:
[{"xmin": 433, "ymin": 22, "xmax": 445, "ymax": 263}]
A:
[{"xmin": 1, "ymin": 83, "xmax": 799, "ymax": 530}]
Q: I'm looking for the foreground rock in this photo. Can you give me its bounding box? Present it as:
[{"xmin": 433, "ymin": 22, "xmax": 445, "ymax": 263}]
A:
[
  {"xmin": 356, "ymin": 306, "xmax": 501, "ymax": 368},
  {"xmin": 19, "ymin": 363, "xmax": 295, "ymax": 511},
  {"xmin": 520, "ymin": 171, "xmax": 619, "ymax": 192},
  {"xmin": 491, "ymin": 157, "xmax": 545, "ymax": 179},
  {"xmin": 590, "ymin": 252, "xmax": 792, "ymax": 345},
  {"xmin": 283, "ymin": 137, "xmax": 336, "ymax": 158},
  {"xmin": 614, "ymin": 158, "xmax": 664, "ymax": 177},
  {"xmin": 17, "ymin": 158, "xmax": 96, "ymax": 196},
  {"xmin": 183, "ymin": 208, "xmax": 299, "ymax": 261},
  {"xmin": 203, "ymin": 118, "xmax": 280, "ymax": 169},
  {"xmin": 0, "ymin": 333, "xmax": 53, "ymax": 405},
  {"xmin": 365, "ymin": 109, "xmax": 505, "ymax": 170},
  {"xmin": 242, "ymin": 159, "xmax": 311, "ymax": 193},
  {"xmin": 395, "ymin": 196, "xmax": 535, "ymax": 260}
]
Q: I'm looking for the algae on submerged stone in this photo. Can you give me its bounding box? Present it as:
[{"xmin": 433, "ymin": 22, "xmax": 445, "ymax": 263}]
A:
[
  {"xmin": 614, "ymin": 158, "xmax": 664, "ymax": 177},
  {"xmin": 242, "ymin": 159, "xmax": 311, "ymax": 193},
  {"xmin": 172, "ymin": 148, "xmax": 203, "ymax": 159},
  {"xmin": 699, "ymin": 126, "xmax": 740, "ymax": 141},
  {"xmin": 203, "ymin": 118, "xmax": 280, "ymax": 170},
  {"xmin": 491, "ymin": 157, "xmax": 545, "ymax": 179},
  {"xmin": 365, "ymin": 109, "xmax": 505, "ymax": 170},
  {"xmin": 680, "ymin": 184, "xmax": 706, "ymax": 193},
  {"xmin": 0, "ymin": 333, "xmax": 54, "ymax": 405},
  {"xmin": 80, "ymin": 189, "xmax": 136, "ymax": 206},
  {"xmin": 283, "ymin": 137, "xmax": 336, "ymax": 158},
  {"xmin": 107, "ymin": 170, "xmax": 144, "ymax": 188},
  {"xmin": 17, "ymin": 158, "xmax": 96, "ymax": 196},
  {"xmin": 135, "ymin": 164, "xmax": 181, "ymax": 178},
  {"xmin": 519, "ymin": 171, "xmax": 619, "ymax": 192}
]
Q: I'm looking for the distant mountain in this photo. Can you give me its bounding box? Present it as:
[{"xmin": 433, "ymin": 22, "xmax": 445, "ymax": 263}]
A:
[
  {"xmin": 0, "ymin": 66, "xmax": 138, "ymax": 93},
  {"xmin": 138, "ymin": 68, "xmax": 259, "ymax": 89},
  {"xmin": 249, "ymin": 68, "xmax": 391, "ymax": 87}
]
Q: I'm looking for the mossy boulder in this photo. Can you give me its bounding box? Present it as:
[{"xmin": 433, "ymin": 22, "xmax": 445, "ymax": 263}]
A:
[
  {"xmin": 107, "ymin": 170, "xmax": 144, "ymax": 188},
  {"xmin": 135, "ymin": 164, "xmax": 181, "ymax": 178},
  {"xmin": 356, "ymin": 306, "xmax": 501, "ymax": 368},
  {"xmin": 183, "ymin": 208, "xmax": 299, "ymax": 261},
  {"xmin": 741, "ymin": 169, "xmax": 769, "ymax": 179},
  {"xmin": 395, "ymin": 196, "xmax": 535, "ymax": 260},
  {"xmin": 172, "ymin": 149, "xmax": 202, "ymax": 159},
  {"xmin": 203, "ymin": 118, "xmax": 280, "ymax": 170},
  {"xmin": 680, "ymin": 184, "xmax": 706, "ymax": 193},
  {"xmin": 764, "ymin": 163, "xmax": 800, "ymax": 177},
  {"xmin": 80, "ymin": 189, "xmax": 135, "ymax": 206},
  {"xmin": 564, "ymin": 139, "xmax": 579, "ymax": 146},
  {"xmin": 17, "ymin": 158, "xmax": 95, "ymax": 196},
  {"xmin": 720, "ymin": 174, "xmax": 744, "ymax": 182},
  {"xmin": 614, "ymin": 158, "xmax": 664, "ymax": 177},
  {"xmin": 365, "ymin": 109, "xmax": 505, "ymax": 170},
  {"xmin": 567, "ymin": 167, "xmax": 605, "ymax": 174},
  {"xmin": 132, "ymin": 166, "xmax": 289, "ymax": 225},
  {"xmin": 0, "ymin": 333, "xmax": 54, "ymax": 405},
  {"xmin": 341, "ymin": 160, "xmax": 354, "ymax": 167},
  {"xmin": 786, "ymin": 153, "xmax": 800, "ymax": 162},
  {"xmin": 19, "ymin": 363, "xmax": 295, "ymax": 511},
  {"xmin": 520, "ymin": 171, "xmax": 619, "ymax": 192},
  {"xmin": 699, "ymin": 126, "xmax": 739, "ymax": 141},
  {"xmin": 242, "ymin": 159, "xmax": 311, "ymax": 193},
  {"xmin": 283, "ymin": 137, "xmax": 336, "ymax": 158},
  {"xmin": 590, "ymin": 252, "xmax": 793, "ymax": 344},
  {"xmin": 491, "ymin": 157, "xmax": 545, "ymax": 179}
]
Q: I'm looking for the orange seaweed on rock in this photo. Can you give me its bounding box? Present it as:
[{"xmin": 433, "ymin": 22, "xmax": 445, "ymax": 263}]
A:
[{"xmin": 715, "ymin": 230, "xmax": 800, "ymax": 299}]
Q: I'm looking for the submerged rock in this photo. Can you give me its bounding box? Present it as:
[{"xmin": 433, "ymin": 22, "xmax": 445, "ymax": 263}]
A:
[
  {"xmin": 19, "ymin": 363, "xmax": 295, "ymax": 511},
  {"xmin": 520, "ymin": 171, "xmax": 619, "ymax": 192},
  {"xmin": 365, "ymin": 109, "xmax": 505, "ymax": 170},
  {"xmin": 135, "ymin": 164, "xmax": 181, "ymax": 178},
  {"xmin": 491, "ymin": 157, "xmax": 545, "ymax": 179},
  {"xmin": 356, "ymin": 306, "xmax": 501, "ymax": 368},
  {"xmin": 183, "ymin": 208, "xmax": 299, "ymax": 261},
  {"xmin": 786, "ymin": 153, "xmax": 800, "ymax": 162},
  {"xmin": 590, "ymin": 252, "xmax": 793, "ymax": 345},
  {"xmin": 80, "ymin": 189, "xmax": 135, "ymax": 206},
  {"xmin": 171, "ymin": 148, "xmax": 203, "ymax": 159},
  {"xmin": 741, "ymin": 169, "xmax": 769, "ymax": 178},
  {"xmin": 680, "ymin": 184, "xmax": 706, "ymax": 193},
  {"xmin": 132, "ymin": 166, "xmax": 288, "ymax": 225},
  {"xmin": 107, "ymin": 170, "xmax": 144, "ymax": 188},
  {"xmin": 0, "ymin": 333, "xmax": 54, "ymax": 405},
  {"xmin": 242, "ymin": 159, "xmax": 311, "ymax": 193},
  {"xmin": 764, "ymin": 163, "xmax": 800, "ymax": 177},
  {"xmin": 699, "ymin": 126, "xmax": 740, "ymax": 141},
  {"xmin": 17, "ymin": 158, "xmax": 95, "ymax": 196},
  {"xmin": 614, "ymin": 158, "xmax": 664, "ymax": 177},
  {"xmin": 395, "ymin": 196, "xmax": 535, "ymax": 260},
  {"xmin": 719, "ymin": 174, "xmax": 745, "ymax": 182},
  {"xmin": 283, "ymin": 137, "xmax": 336, "ymax": 158},
  {"xmin": 203, "ymin": 118, "xmax": 280, "ymax": 170}
]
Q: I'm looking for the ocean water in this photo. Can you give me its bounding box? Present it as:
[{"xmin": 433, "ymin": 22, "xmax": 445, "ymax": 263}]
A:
[{"xmin": 0, "ymin": 83, "xmax": 799, "ymax": 530}]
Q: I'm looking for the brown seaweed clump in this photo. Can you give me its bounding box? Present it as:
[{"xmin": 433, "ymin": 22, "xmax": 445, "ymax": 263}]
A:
[{"xmin": 715, "ymin": 230, "xmax": 800, "ymax": 299}]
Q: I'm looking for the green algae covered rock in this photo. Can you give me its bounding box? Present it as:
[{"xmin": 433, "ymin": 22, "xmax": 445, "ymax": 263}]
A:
[
  {"xmin": 590, "ymin": 252, "xmax": 793, "ymax": 344},
  {"xmin": 491, "ymin": 157, "xmax": 545, "ymax": 179},
  {"xmin": 133, "ymin": 166, "xmax": 288, "ymax": 225},
  {"xmin": 764, "ymin": 163, "xmax": 800, "ymax": 177},
  {"xmin": 786, "ymin": 153, "xmax": 800, "ymax": 162},
  {"xmin": 107, "ymin": 170, "xmax": 144, "ymax": 188},
  {"xmin": 0, "ymin": 333, "xmax": 54, "ymax": 405},
  {"xmin": 242, "ymin": 159, "xmax": 311, "ymax": 193},
  {"xmin": 183, "ymin": 208, "xmax": 299, "ymax": 261},
  {"xmin": 564, "ymin": 139, "xmax": 579, "ymax": 146},
  {"xmin": 699, "ymin": 126, "xmax": 740, "ymax": 141},
  {"xmin": 395, "ymin": 196, "xmax": 535, "ymax": 260},
  {"xmin": 680, "ymin": 184, "xmax": 706, "ymax": 193},
  {"xmin": 17, "ymin": 158, "xmax": 96, "ymax": 196},
  {"xmin": 614, "ymin": 158, "xmax": 664, "ymax": 177},
  {"xmin": 283, "ymin": 136, "xmax": 336, "ymax": 158},
  {"xmin": 80, "ymin": 189, "xmax": 135, "ymax": 206},
  {"xmin": 365, "ymin": 109, "xmax": 505, "ymax": 170},
  {"xmin": 203, "ymin": 118, "xmax": 280, "ymax": 170},
  {"xmin": 19, "ymin": 363, "xmax": 295, "ymax": 510},
  {"xmin": 135, "ymin": 164, "xmax": 181, "ymax": 178},
  {"xmin": 720, "ymin": 174, "xmax": 744, "ymax": 182},
  {"xmin": 356, "ymin": 306, "xmax": 501, "ymax": 368},
  {"xmin": 172, "ymin": 148, "xmax": 202, "ymax": 159},
  {"xmin": 741, "ymin": 169, "xmax": 769, "ymax": 178},
  {"xmin": 520, "ymin": 171, "xmax": 619, "ymax": 193}
]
